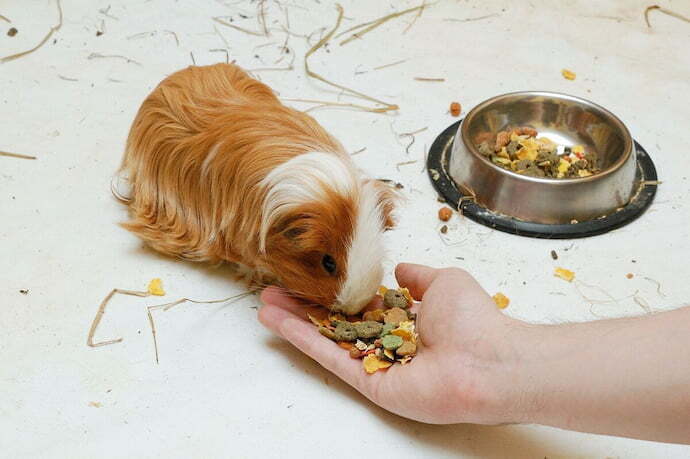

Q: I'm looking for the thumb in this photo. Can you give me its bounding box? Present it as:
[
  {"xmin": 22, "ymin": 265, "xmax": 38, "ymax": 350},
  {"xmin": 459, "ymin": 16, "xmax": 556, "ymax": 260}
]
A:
[{"xmin": 395, "ymin": 263, "xmax": 439, "ymax": 300}]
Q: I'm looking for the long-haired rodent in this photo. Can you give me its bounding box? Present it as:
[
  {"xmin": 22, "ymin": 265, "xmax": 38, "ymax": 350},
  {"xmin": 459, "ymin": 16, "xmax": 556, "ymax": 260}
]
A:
[{"xmin": 117, "ymin": 63, "xmax": 396, "ymax": 315}]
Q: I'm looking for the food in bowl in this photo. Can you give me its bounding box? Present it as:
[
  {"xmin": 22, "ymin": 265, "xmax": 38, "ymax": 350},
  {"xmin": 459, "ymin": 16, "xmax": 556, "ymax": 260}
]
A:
[{"xmin": 476, "ymin": 127, "xmax": 600, "ymax": 179}]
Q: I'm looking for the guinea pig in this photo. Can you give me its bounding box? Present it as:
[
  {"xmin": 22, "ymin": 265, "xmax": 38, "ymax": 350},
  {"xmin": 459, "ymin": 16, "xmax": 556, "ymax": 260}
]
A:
[{"xmin": 116, "ymin": 63, "xmax": 396, "ymax": 315}]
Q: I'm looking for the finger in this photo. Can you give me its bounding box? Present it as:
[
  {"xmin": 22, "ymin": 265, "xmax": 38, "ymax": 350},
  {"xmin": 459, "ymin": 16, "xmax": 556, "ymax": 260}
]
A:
[
  {"xmin": 259, "ymin": 302, "xmax": 370, "ymax": 390},
  {"xmin": 395, "ymin": 263, "xmax": 439, "ymax": 300}
]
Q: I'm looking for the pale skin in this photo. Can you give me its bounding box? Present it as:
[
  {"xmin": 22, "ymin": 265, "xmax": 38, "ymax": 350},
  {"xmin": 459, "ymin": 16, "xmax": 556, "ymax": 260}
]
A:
[{"xmin": 259, "ymin": 263, "xmax": 690, "ymax": 445}]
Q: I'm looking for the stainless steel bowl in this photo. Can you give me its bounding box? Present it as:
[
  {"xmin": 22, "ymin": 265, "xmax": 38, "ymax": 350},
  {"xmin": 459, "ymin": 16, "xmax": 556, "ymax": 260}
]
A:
[{"xmin": 448, "ymin": 91, "xmax": 636, "ymax": 224}]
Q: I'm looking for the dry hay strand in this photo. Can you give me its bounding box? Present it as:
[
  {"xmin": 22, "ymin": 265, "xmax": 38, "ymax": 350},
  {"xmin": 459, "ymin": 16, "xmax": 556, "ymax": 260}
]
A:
[
  {"xmin": 0, "ymin": 151, "xmax": 36, "ymax": 160},
  {"xmin": 336, "ymin": 3, "xmax": 428, "ymax": 46},
  {"xmin": 304, "ymin": 4, "xmax": 397, "ymax": 113},
  {"xmin": 146, "ymin": 291, "xmax": 255, "ymax": 364},
  {"xmin": 399, "ymin": 126, "xmax": 428, "ymax": 154},
  {"xmin": 88, "ymin": 52, "xmax": 141, "ymax": 66},
  {"xmin": 414, "ymin": 77, "xmax": 445, "ymax": 82},
  {"xmin": 644, "ymin": 5, "xmax": 690, "ymax": 27},
  {"xmin": 213, "ymin": 16, "xmax": 264, "ymax": 37},
  {"xmin": 87, "ymin": 289, "xmax": 150, "ymax": 347},
  {"xmin": 373, "ymin": 59, "xmax": 407, "ymax": 70},
  {"xmin": 0, "ymin": 14, "xmax": 11, "ymax": 23},
  {"xmin": 282, "ymin": 98, "xmax": 391, "ymax": 113},
  {"xmin": 1, "ymin": 0, "xmax": 62, "ymax": 63}
]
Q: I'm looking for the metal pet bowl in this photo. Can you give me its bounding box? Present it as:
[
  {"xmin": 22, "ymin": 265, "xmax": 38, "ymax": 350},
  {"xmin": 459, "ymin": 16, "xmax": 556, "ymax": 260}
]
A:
[{"xmin": 427, "ymin": 91, "xmax": 658, "ymax": 238}]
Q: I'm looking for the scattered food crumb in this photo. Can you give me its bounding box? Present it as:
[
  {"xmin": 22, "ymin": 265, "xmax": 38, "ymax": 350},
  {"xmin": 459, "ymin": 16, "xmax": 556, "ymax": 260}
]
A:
[
  {"xmin": 450, "ymin": 101, "xmax": 461, "ymax": 117},
  {"xmin": 554, "ymin": 267, "xmax": 575, "ymax": 282},
  {"xmin": 492, "ymin": 292, "xmax": 510, "ymax": 309},
  {"xmin": 438, "ymin": 207, "xmax": 452, "ymax": 222},
  {"xmin": 550, "ymin": 250, "xmax": 558, "ymax": 260},
  {"xmin": 440, "ymin": 225, "xmax": 448, "ymax": 234},
  {"xmin": 429, "ymin": 168, "xmax": 440, "ymax": 180},
  {"xmin": 7, "ymin": 27, "xmax": 17, "ymax": 37},
  {"xmin": 626, "ymin": 273, "xmax": 634, "ymax": 279},
  {"xmin": 88, "ymin": 401, "xmax": 102, "ymax": 408},
  {"xmin": 19, "ymin": 289, "xmax": 29, "ymax": 295},
  {"xmin": 561, "ymin": 69, "xmax": 576, "ymax": 80},
  {"xmin": 147, "ymin": 278, "xmax": 165, "ymax": 296}
]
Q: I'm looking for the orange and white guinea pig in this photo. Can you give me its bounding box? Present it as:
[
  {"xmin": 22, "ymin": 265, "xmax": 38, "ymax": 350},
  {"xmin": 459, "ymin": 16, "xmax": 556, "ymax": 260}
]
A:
[{"xmin": 116, "ymin": 63, "xmax": 396, "ymax": 315}]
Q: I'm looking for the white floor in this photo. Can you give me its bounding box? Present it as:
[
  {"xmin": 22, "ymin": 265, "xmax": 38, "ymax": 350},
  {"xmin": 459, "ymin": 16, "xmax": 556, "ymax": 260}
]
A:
[{"xmin": 2, "ymin": 0, "xmax": 690, "ymax": 457}]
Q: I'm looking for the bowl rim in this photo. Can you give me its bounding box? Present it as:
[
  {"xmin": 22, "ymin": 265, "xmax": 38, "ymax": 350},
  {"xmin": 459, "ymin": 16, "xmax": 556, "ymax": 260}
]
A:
[{"xmin": 459, "ymin": 90, "xmax": 634, "ymax": 185}]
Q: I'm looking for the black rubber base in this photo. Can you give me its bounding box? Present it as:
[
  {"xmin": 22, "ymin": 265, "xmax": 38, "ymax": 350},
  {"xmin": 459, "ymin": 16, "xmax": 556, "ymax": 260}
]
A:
[{"xmin": 427, "ymin": 120, "xmax": 658, "ymax": 239}]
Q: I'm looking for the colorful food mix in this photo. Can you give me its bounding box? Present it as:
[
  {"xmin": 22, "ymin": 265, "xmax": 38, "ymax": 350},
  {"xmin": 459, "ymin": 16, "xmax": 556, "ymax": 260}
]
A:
[
  {"xmin": 476, "ymin": 127, "xmax": 600, "ymax": 179},
  {"xmin": 308, "ymin": 286, "xmax": 418, "ymax": 374}
]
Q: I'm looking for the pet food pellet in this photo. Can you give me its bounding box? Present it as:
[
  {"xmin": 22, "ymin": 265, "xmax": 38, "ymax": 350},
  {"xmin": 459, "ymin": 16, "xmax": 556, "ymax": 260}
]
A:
[
  {"xmin": 561, "ymin": 69, "xmax": 576, "ymax": 80},
  {"xmin": 380, "ymin": 323, "xmax": 395, "ymax": 336},
  {"xmin": 440, "ymin": 225, "xmax": 448, "ymax": 234},
  {"xmin": 355, "ymin": 321, "xmax": 383, "ymax": 339},
  {"xmin": 354, "ymin": 340, "xmax": 368, "ymax": 351},
  {"xmin": 334, "ymin": 322, "xmax": 358, "ymax": 341},
  {"xmin": 391, "ymin": 328, "xmax": 413, "ymax": 341},
  {"xmin": 554, "ymin": 267, "xmax": 575, "ymax": 282},
  {"xmin": 550, "ymin": 250, "xmax": 558, "ymax": 260},
  {"xmin": 384, "ymin": 307, "xmax": 408, "ymax": 326},
  {"xmin": 450, "ymin": 101, "xmax": 461, "ymax": 117},
  {"xmin": 147, "ymin": 278, "xmax": 165, "ymax": 296},
  {"xmin": 349, "ymin": 347, "xmax": 362, "ymax": 358},
  {"xmin": 492, "ymin": 292, "xmax": 510, "ymax": 309},
  {"xmin": 383, "ymin": 289, "xmax": 409, "ymax": 309},
  {"xmin": 362, "ymin": 309, "xmax": 385, "ymax": 322},
  {"xmin": 318, "ymin": 326, "xmax": 337, "ymax": 340},
  {"xmin": 438, "ymin": 207, "xmax": 453, "ymax": 222},
  {"xmin": 7, "ymin": 27, "xmax": 18, "ymax": 37},
  {"xmin": 382, "ymin": 334, "xmax": 404, "ymax": 350},
  {"xmin": 395, "ymin": 341, "xmax": 417, "ymax": 356},
  {"xmin": 363, "ymin": 354, "xmax": 392, "ymax": 374},
  {"xmin": 626, "ymin": 273, "xmax": 634, "ymax": 279},
  {"xmin": 382, "ymin": 349, "xmax": 396, "ymax": 362}
]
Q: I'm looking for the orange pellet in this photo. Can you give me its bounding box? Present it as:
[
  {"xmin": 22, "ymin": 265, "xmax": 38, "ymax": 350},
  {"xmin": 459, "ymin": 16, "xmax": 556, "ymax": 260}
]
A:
[
  {"xmin": 450, "ymin": 101, "xmax": 461, "ymax": 117},
  {"xmin": 438, "ymin": 207, "xmax": 453, "ymax": 222}
]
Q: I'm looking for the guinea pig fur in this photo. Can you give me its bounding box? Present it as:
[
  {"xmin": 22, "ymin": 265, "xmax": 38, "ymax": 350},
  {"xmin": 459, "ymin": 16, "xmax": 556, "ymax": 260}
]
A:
[{"xmin": 117, "ymin": 63, "xmax": 396, "ymax": 315}]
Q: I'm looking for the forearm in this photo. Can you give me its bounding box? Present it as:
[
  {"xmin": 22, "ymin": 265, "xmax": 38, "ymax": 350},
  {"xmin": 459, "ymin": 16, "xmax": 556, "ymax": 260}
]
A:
[{"xmin": 509, "ymin": 307, "xmax": 690, "ymax": 443}]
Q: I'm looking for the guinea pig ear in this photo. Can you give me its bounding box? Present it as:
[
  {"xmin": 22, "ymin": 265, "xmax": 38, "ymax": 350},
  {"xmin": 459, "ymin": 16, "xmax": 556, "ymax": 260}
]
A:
[{"xmin": 369, "ymin": 179, "xmax": 400, "ymax": 230}]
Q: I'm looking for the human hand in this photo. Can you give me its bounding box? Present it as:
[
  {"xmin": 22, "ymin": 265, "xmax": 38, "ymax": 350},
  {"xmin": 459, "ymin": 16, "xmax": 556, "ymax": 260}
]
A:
[{"xmin": 258, "ymin": 263, "xmax": 532, "ymax": 425}]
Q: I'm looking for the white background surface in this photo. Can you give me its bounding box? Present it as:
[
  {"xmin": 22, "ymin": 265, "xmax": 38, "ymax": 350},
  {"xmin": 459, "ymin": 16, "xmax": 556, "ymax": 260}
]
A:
[{"xmin": 2, "ymin": 0, "xmax": 689, "ymax": 457}]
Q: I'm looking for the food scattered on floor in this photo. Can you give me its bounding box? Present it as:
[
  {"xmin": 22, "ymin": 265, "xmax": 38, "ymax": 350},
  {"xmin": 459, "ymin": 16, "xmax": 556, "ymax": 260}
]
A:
[
  {"xmin": 554, "ymin": 267, "xmax": 575, "ymax": 282},
  {"xmin": 19, "ymin": 289, "xmax": 29, "ymax": 295},
  {"xmin": 438, "ymin": 206, "xmax": 453, "ymax": 221},
  {"xmin": 550, "ymin": 250, "xmax": 558, "ymax": 260},
  {"xmin": 626, "ymin": 273, "xmax": 634, "ymax": 279},
  {"xmin": 88, "ymin": 401, "xmax": 102, "ymax": 408},
  {"xmin": 7, "ymin": 27, "xmax": 17, "ymax": 37},
  {"xmin": 476, "ymin": 127, "xmax": 599, "ymax": 178},
  {"xmin": 147, "ymin": 278, "xmax": 165, "ymax": 296},
  {"xmin": 450, "ymin": 101, "xmax": 461, "ymax": 117},
  {"xmin": 561, "ymin": 69, "xmax": 576, "ymax": 80},
  {"xmin": 440, "ymin": 224, "xmax": 448, "ymax": 234},
  {"xmin": 308, "ymin": 286, "xmax": 418, "ymax": 374},
  {"xmin": 492, "ymin": 292, "xmax": 510, "ymax": 309}
]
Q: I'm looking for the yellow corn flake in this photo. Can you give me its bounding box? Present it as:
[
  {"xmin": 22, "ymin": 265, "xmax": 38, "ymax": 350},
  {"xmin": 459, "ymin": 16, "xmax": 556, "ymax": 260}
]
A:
[
  {"xmin": 492, "ymin": 292, "xmax": 510, "ymax": 309},
  {"xmin": 363, "ymin": 354, "xmax": 392, "ymax": 374},
  {"xmin": 493, "ymin": 156, "xmax": 511, "ymax": 165},
  {"xmin": 554, "ymin": 267, "xmax": 575, "ymax": 282},
  {"xmin": 377, "ymin": 286, "xmax": 388, "ymax": 297},
  {"xmin": 556, "ymin": 158, "xmax": 571, "ymax": 178},
  {"xmin": 578, "ymin": 169, "xmax": 592, "ymax": 177},
  {"xmin": 400, "ymin": 287, "xmax": 413, "ymax": 304},
  {"xmin": 497, "ymin": 147, "xmax": 510, "ymax": 159},
  {"xmin": 562, "ymin": 69, "xmax": 576, "ymax": 80},
  {"xmin": 147, "ymin": 278, "xmax": 165, "ymax": 296},
  {"xmin": 383, "ymin": 349, "xmax": 395, "ymax": 361},
  {"xmin": 391, "ymin": 328, "xmax": 413, "ymax": 341},
  {"xmin": 572, "ymin": 145, "xmax": 585, "ymax": 154}
]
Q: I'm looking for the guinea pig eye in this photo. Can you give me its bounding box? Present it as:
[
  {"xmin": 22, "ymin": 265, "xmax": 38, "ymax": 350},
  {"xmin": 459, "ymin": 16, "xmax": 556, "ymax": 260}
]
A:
[{"xmin": 321, "ymin": 254, "xmax": 337, "ymax": 275}]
